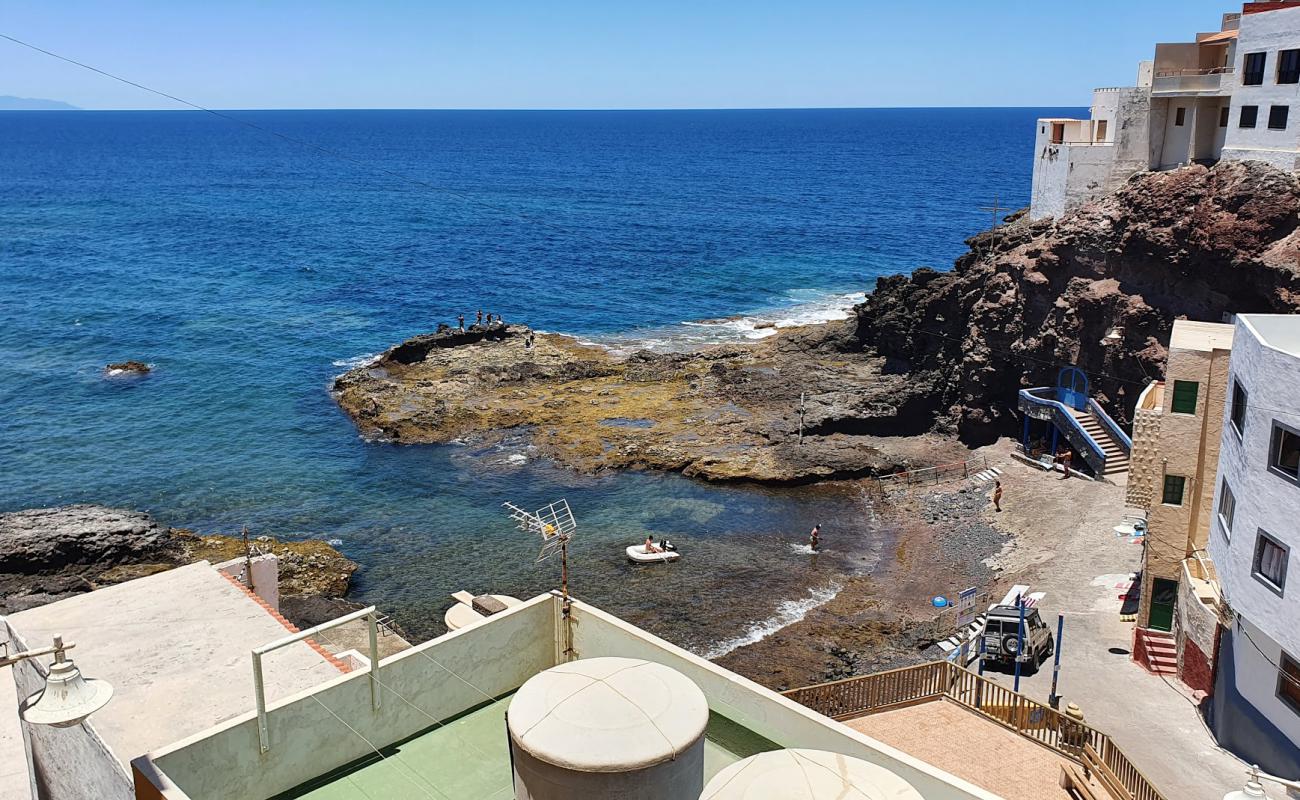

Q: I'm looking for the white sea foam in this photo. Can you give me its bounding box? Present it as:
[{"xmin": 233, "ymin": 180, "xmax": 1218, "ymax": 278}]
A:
[
  {"xmin": 331, "ymin": 352, "xmax": 381, "ymax": 369},
  {"xmin": 700, "ymin": 582, "xmax": 842, "ymax": 660},
  {"xmin": 593, "ymin": 289, "xmax": 866, "ymax": 354}
]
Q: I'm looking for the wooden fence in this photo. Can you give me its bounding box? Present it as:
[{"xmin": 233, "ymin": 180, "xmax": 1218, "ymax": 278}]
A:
[
  {"xmin": 784, "ymin": 661, "xmax": 1166, "ymax": 800},
  {"xmin": 873, "ymin": 454, "xmax": 990, "ymax": 490}
]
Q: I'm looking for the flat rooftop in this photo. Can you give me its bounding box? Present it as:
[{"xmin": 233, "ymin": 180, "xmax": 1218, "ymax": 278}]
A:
[
  {"xmin": 271, "ymin": 695, "xmax": 777, "ymax": 800},
  {"xmin": 1240, "ymin": 313, "xmax": 1300, "ymax": 358},
  {"xmin": 6, "ymin": 561, "xmax": 342, "ymax": 768},
  {"xmin": 845, "ymin": 701, "xmax": 1092, "ymax": 800},
  {"xmin": 1169, "ymin": 319, "xmax": 1234, "ymax": 352}
]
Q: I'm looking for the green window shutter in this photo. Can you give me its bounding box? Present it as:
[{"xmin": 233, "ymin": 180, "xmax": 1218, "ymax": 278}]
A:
[
  {"xmin": 1163, "ymin": 475, "xmax": 1186, "ymax": 506},
  {"xmin": 1171, "ymin": 380, "xmax": 1199, "ymax": 414}
]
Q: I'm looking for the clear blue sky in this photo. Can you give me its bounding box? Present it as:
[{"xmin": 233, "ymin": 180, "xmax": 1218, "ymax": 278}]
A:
[{"xmin": 3, "ymin": 0, "xmax": 1237, "ymax": 109}]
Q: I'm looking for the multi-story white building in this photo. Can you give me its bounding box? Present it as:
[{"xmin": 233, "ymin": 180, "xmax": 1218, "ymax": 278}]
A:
[
  {"xmin": 1207, "ymin": 313, "xmax": 1300, "ymax": 777},
  {"xmin": 1030, "ymin": 2, "xmax": 1300, "ymax": 220},
  {"xmin": 1223, "ymin": 2, "xmax": 1300, "ymax": 169}
]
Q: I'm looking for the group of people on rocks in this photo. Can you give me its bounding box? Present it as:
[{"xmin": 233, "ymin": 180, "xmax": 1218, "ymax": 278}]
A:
[{"xmin": 455, "ymin": 309, "xmax": 505, "ymax": 332}]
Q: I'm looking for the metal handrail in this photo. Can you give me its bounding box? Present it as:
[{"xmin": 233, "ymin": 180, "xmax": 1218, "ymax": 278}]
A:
[
  {"xmin": 1018, "ymin": 389, "xmax": 1107, "ymax": 462},
  {"xmin": 1154, "ymin": 66, "xmax": 1233, "ymax": 77},
  {"xmin": 252, "ymin": 605, "xmax": 381, "ymax": 753}
]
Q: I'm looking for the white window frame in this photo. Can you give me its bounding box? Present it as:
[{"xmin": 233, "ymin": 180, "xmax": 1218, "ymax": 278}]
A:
[
  {"xmin": 1253, "ymin": 529, "xmax": 1290, "ymax": 596},
  {"xmin": 1218, "ymin": 480, "xmax": 1236, "ymax": 539}
]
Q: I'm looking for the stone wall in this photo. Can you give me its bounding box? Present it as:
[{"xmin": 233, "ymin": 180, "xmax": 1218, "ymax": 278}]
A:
[
  {"xmin": 1175, "ymin": 565, "xmax": 1221, "ymax": 697},
  {"xmin": 1126, "ymin": 405, "xmax": 1162, "ymax": 509}
]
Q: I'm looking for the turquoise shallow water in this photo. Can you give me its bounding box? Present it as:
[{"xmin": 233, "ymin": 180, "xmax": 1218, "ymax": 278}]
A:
[{"xmin": 0, "ymin": 108, "xmax": 1078, "ymax": 648}]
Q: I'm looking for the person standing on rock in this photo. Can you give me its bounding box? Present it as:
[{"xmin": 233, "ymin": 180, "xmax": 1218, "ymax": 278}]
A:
[
  {"xmin": 457, "ymin": 314, "xmax": 465, "ymax": 332},
  {"xmin": 993, "ymin": 480, "xmax": 1003, "ymax": 512},
  {"xmin": 476, "ymin": 309, "xmax": 483, "ymax": 325},
  {"xmin": 809, "ymin": 524, "xmax": 821, "ymax": 551}
]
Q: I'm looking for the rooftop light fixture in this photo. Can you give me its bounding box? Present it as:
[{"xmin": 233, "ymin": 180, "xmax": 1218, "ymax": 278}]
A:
[
  {"xmin": 1221, "ymin": 764, "xmax": 1300, "ymax": 799},
  {"xmin": 2, "ymin": 635, "xmax": 113, "ymax": 727}
]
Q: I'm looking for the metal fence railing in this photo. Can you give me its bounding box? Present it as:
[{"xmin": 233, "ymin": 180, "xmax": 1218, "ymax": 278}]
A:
[{"xmin": 873, "ymin": 454, "xmax": 989, "ymax": 490}]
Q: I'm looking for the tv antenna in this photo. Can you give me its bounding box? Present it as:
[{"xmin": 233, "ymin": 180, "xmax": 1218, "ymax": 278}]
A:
[{"xmin": 503, "ymin": 499, "xmax": 578, "ymax": 656}]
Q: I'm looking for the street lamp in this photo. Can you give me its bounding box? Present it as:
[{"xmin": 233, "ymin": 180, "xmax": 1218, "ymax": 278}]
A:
[
  {"xmin": 2, "ymin": 635, "xmax": 113, "ymax": 728},
  {"xmin": 1223, "ymin": 765, "xmax": 1300, "ymax": 800}
]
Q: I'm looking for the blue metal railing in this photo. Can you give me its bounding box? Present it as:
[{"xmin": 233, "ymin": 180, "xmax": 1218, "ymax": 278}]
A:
[
  {"xmin": 1087, "ymin": 397, "xmax": 1132, "ymax": 452},
  {"xmin": 1018, "ymin": 388, "xmax": 1108, "ymax": 473}
]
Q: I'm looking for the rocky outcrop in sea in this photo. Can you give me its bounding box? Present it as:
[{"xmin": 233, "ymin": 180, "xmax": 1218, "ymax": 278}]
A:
[
  {"xmin": 333, "ymin": 160, "xmax": 1300, "ymax": 480},
  {"xmin": 0, "ymin": 505, "xmax": 357, "ymax": 617}
]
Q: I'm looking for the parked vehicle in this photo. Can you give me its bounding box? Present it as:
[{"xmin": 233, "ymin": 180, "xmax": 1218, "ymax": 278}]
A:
[{"xmin": 979, "ymin": 604, "xmax": 1053, "ymax": 671}]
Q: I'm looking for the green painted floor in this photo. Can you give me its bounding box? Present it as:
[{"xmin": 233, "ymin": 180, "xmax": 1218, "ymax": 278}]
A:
[{"xmin": 274, "ymin": 695, "xmax": 778, "ymax": 800}]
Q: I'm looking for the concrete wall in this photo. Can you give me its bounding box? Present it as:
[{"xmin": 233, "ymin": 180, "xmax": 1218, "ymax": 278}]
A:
[
  {"xmin": 145, "ymin": 595, "xmax": 558, "ymax": 800},
  {"xmin": 1208, "ymin": 316, "xmax": 1300, "ymax": 758},
  {"xmin": 1030, "ymin": 127, "xmax": 1072, "ymax": 220},
  {"xmin": 1125, "ymin": 384, "xmax": 1163, "ymax": 510},
  {"xmin": 0, "ymin": 650, "xmax": 38, "ymax": 800},
  {"xmin": 1, "ymin": 620, "xmax": 133, "ymax": 800},
  {"xmin": 1175, "ymin": 561, "xmax": 1221, "ymax": 696},
  {"xmin": 568, "ymin": 601, "xmax": 1001, "ymax": 800},
  {"xmin": 1222, "ymin": 5, "xmax": 1300, "ymax": 170},
  {"xmin": 1156, "ymin": 98, "xmax": 1196, "ymax": 168},
  {"xmin": 214, "ymin": 555, "xmax": 279, "ymax": 611},
  {"xmin": 1211, "ymin": 624, "xmax": 1300, "ymax": 777}
]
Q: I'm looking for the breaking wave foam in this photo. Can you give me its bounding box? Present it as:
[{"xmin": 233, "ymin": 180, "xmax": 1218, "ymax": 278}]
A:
[
  {"xmin": 594, "ymin": 289, "xmax": 865, "ymax": 354},
  {"xmin": 700, "ymin": 582, "xmax": 842, "ymax": 660}
]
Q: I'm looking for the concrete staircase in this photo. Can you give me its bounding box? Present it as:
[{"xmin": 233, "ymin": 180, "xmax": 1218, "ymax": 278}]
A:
[
  {"xmin": 1073, "ymin": 409, "xmax": 1130, "ymax": 475},
  {"xmin": 1134, "ymin": 628, "xmax": 1177, "ymax": 676}
]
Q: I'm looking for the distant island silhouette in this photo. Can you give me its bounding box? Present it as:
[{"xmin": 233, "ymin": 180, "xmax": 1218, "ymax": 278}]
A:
[{"xmin": 0, "ymin": 95, "xmax": 79, "ymax": 110}]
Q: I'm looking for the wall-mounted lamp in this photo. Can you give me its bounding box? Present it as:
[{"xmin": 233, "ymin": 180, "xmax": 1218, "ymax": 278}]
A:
[
  {"xmin": 1, "ymin": 635, "xmax": 113, "ymax": 728},
  {"xmin": 1101, "ymin": 327, "xmax": 1124, "ymax": 345}
]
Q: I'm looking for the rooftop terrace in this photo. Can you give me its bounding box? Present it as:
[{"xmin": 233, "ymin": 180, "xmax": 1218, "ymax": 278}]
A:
[{"xmin": 134, "ymin": 594, "xmax": 1003, "ymax": 800}]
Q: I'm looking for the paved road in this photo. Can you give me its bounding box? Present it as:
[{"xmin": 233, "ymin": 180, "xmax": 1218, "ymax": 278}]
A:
[{"xmin": 971, "ymin": 442, "xmax": 1250, "ymax": 800}]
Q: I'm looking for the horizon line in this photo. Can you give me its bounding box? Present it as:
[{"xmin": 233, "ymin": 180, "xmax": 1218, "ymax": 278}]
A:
[{"xmin": 2, "ymin": 103, "xmax": 1089, "ymax": 113}]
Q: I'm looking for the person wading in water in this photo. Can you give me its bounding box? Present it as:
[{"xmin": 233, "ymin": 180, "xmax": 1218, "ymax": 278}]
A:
[{"xmin": 809, "ymin": 524, "xmax": 821, "ymax": 551}]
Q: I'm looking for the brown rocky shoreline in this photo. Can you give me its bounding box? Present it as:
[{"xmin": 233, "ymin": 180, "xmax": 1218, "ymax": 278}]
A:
[{"xmin": 0, "ymin": 505, "xmax": 357, "ymax": 625}]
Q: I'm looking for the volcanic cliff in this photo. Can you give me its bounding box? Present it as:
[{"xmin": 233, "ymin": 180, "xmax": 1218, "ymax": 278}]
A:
[{"xmin": 855, "ymin": 160, "xmax": 1300, "ymax": 443}]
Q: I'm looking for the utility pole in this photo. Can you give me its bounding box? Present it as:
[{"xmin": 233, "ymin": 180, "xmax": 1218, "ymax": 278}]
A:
[
  {"xmin": 978, "ymin": 195, "xmax": 1011, "ymax": 259},
  {"xmin": 242, "ymin": 525, "xmax": 255, "ymax": 595}
]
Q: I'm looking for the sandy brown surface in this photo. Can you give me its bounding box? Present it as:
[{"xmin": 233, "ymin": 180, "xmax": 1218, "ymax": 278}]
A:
[{"xmin": 847, "ymin": 701, "xmax": 1081, "ymax": 800}]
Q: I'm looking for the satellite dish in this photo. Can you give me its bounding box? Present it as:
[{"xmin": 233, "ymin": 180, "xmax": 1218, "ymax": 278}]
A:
[{"xmin": 16, "ymin": 636, "xmax": 113, "ymax": 728}]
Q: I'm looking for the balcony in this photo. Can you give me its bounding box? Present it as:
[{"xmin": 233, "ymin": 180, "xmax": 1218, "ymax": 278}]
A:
[{"xmin": 1152, "ymin": 67, "xmax": 1233, "ymax": 96}]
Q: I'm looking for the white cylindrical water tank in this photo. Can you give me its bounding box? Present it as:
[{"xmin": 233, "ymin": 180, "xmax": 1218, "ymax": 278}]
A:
[
  {"xmin": 700, "ymin": 748, "xmax": 924, "ymax": 800},
  {"xmin": 507, "ymin": 656, "xmax": 709, "ymax": 800}
]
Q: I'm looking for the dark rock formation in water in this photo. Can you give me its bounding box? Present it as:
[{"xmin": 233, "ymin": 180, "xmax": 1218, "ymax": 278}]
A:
[
  {"xmin": 0, "ymin": 505, "xmax": 357, "ymax": 616},
  {"xmin": 853, "ymin": 160, "xmax": 1300, "ymax": 443},
  {"xmin": 104, "ymin": 360, "xmax": 151, "ymax": 375}
]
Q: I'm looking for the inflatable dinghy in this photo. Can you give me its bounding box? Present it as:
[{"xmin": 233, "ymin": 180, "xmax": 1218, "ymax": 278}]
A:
[{"xmin": 626, "ymin": 543, "xmax": 680, "ymax": 564}]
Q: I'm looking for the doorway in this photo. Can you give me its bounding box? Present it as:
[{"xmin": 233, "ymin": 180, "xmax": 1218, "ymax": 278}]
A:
[{"xmin": 1149, "ymin": 578, "xmax": 1178, "ymax": 632}]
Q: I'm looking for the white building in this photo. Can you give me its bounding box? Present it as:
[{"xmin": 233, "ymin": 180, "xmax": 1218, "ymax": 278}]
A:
[
  {"xmin": 1223, "ymin": 2, "xmax": 1300, "ymax": 169},
  {"xmin": 1207, "ymin": 313, "xmax": 1300, "ymax": 777},
  {"xmin": 1030, "ymin": 2, "xmax": 1300, "ymax": 220}
]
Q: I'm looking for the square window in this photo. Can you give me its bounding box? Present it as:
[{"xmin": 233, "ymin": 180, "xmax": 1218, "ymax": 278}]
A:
[
  {"xmin": 1219, "ymin": 480, "xmax": 1236, "ymax": 537},
  {"xmin": 1220, "ymin": 106, "xmax": 1230, "ymax": 127},
  {"xmin": 1271, "ymin": 105, "xmax": 1291, "ymax": 130},
  {"xmin": 1171, "ymin": 380, "xmax": 1199, "ymax": 414},
  {"xmin": 1271, "ymin": 423, "xmax": 1300, "ymax": 482},
  {"xmin": 1253, "ymin": 530, "xmax": 1289, "ymax": 594},
  {"xmin": 1280, "ymin": 652, "xmax": 1300, "ymax": 715},
  {"xmin": 1175, "ymin": 107, "xmax": 1187, "ymax": 126},
  {"xmin": 1231, "ymin": 381, "xmax": 1248, "ymax": 437},
  {"xmin": 1245, "ymin": 52, "xmax": 1267, "ymax": 85},
  {"xmin": 1241, "ymin": 105, "xmax": 1259, "ymax": 129},
  {"xmin": 1163, "ymin": 475, "xmax": 1186, "ymax": 506},
  {"xmin": 1280, "ymin": 49, "xmax": 1300, "ymax": 84}
]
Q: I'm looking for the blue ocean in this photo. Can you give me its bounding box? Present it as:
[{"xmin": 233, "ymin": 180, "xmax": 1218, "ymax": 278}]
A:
[{"xmin": 1, "ymin": 108, "xmax": 1079, "ymax": 650}]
